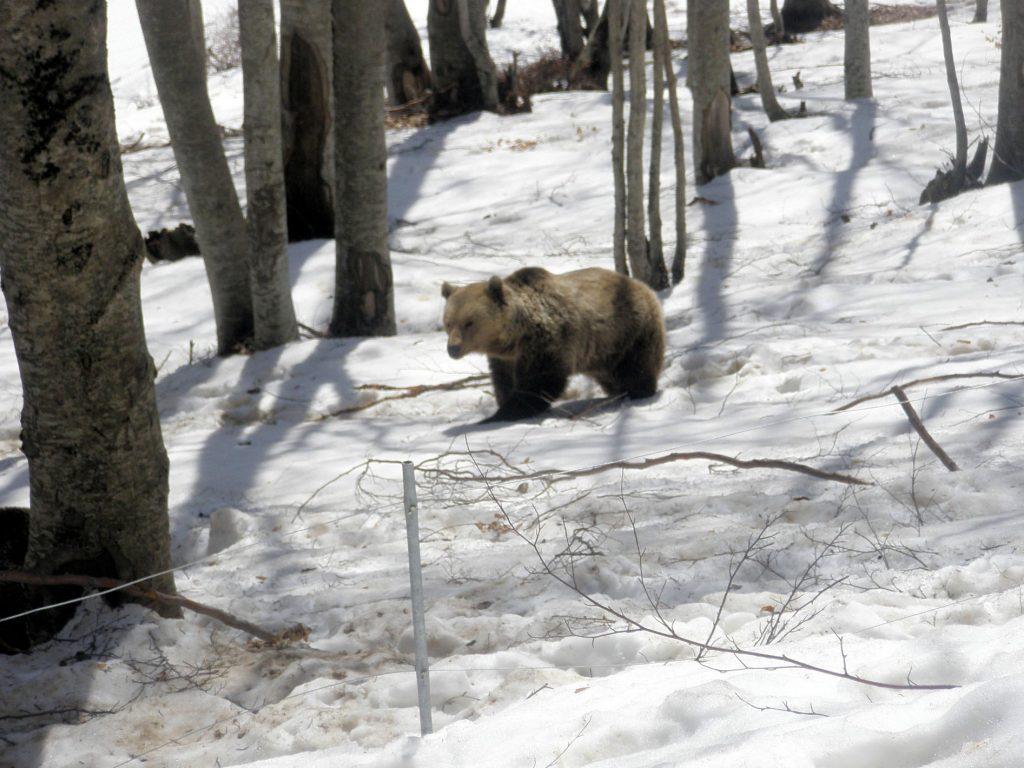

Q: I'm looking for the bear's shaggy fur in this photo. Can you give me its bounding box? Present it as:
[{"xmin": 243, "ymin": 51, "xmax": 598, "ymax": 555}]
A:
[{"xmin": 441, "ymin": 266, "xmax": 665, "ymax": 422}]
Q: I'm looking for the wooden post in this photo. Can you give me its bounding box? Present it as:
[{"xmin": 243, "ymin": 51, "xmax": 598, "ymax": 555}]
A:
[{"xmin": 402, "ymin": 461, "xmax": 433, "ymax": 734}]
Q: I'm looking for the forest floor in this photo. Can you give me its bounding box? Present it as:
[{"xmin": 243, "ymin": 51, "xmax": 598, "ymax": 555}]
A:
[{"xmin": 2, "ymin": 1, "xmax": 1024, "ymax": 767}]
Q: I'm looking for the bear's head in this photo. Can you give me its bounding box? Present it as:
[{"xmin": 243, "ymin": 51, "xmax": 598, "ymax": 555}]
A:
[{"xmin": 441, "ymin": 276, "xmax": 510, "ymax": 360}]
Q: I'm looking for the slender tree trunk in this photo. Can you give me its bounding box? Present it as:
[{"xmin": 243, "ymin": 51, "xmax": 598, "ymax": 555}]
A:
[
  {"xmin": 936, "ymin": 0, "xmax": 968, "ymax": 187},
  {"xmin": 575, "ymin": 1, "xmax": 612, "ymax": 89},
  {"xmin": 690, "ymin": 0, "xmax": 736, "ymax": 184},
  {"xmin": 649, "ymin": 0, "xmax": 665, "ymax": 274},
  {"xmin": 988, "ymin": 0, "xmax": 1024, "ymax": 184},
  {"xmin": 609, "ymin": 0, "xmax": 627, "ymax": 274},
  {"xmin": 136, "ymin": 0, "xmax": 254, "ymax": 355},
  {"xmin": 626, "ymin": 0, "xmax": 648, "ymax": 283},
  {"xmin": 843, "ymin": 0, "xmax": 872, "ymax": 100},
  {"xmin": 239, "ymin": 0, "xmax": 299, "ymax": 349},
  {"xmin": 280, "ymin": 0, "xmax": 335, "ymax": 241},
  {"xmin": 331, "ymin": 0, "xmax": 396, "ymax": 337},
  {"xmin": 770, "ymin": 0, "xmax": 785, "ymax": 37},
  {"xmin": 582, "ymin": 0, "xmax": 600, "ymax": 34},
  {"xmin": 386, "ymin": 0, "xmax": 433, "ymax": 107},
  {"xmin": 553, "ymin": 0, "xmax": 586, "ymax": 60},
  {"xmin": 973, "ymin": 0, "xmax": 988, "ymax": 23},
  {"xmin": 655, "ymin": 0, "xmax": 686, "ymax": 284},
  {"xmin": 747, "ymin": 0, "xmax": 788, "ymax": 120},
  {"xmin": 490, "ymin": 0, "xmax": 508, "ymax": 27},
  {"xmin": 429, "ymin": 0, "xmax": 499, "ymax": 113},
  {"xmin": 0, "ymin": 1, "xmax": 177, "ymax": 617}
]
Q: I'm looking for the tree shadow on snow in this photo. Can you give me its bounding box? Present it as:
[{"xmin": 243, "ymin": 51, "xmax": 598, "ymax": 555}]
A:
[{"xmin": 694, "ymin": 172, "xmax": 739, "ymax": 349}]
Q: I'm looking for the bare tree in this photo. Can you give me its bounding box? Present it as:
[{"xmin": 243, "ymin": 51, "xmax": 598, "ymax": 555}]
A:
[
  {"xmin": 937, "ymin": 0, "xmax": 967, "ymax": 187},
  {"xmin": 973, "ymin": 0, "xmax": 988, "ymax": 23},
  {"xmin": 609, "ymin": 0, "xmax": 627, "ymax": 274},
  {"xmin": 625, "ymin": 0, "xmax": 648, "ymax": 281},
  {"xmin": 136, "ymin": 0, "xmax": 254, "ymax": 355},
  {"xmin": 988, "ymin": 0, "xmax": 1024, "ymax": 184},
  {"xmin": 781, "ymin": 0, "xmax": 840, "ymax": 33},
  {"xmin": 649, "ymin": 0, "xmax": 666, "ymax": 274},
  {"xmin": 747, "ymin": 0, "xmax": 789, "ymax": 121},
  {"xmin": 239, "ymin": 0, "xmax": 299, "ymax": 349},
  {"xmin": 428, "ymin": 0, "xmax": 499, "ymax": 114},
  {"xmin": 843, "ymin": 0, "xmax": 872, "ymax": 100},
  {"xmin": 331, "ymin": 0, "xmax": 397, "ymax": 336},
  {"xmin": 689, "ymin": 0, "xmax": 736, "ymax": 184},
  {"xmin": 0, "ymin": 0, "xmax": 178, "ymax": 623},
  {"xmin": 654, "ymin": 0, "xmax": 687, "ymax": 284},
  {"xmin": 280, "ymin": 0, "xmax": 335, "ymax": 241},
  {"xmin": 553, "ymin": 0, "xmax": 586, "ymax": 60},
  {"xmin": 386, "ymin": 0, "xmax": 433, "ymax": 107}
]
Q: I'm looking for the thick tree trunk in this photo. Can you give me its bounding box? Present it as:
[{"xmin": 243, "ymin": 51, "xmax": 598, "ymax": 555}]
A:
[
  {"xmin": 280, "ymin": 0, "xmax": 335, "ymax": 241},
  {"xmin": 609, "ymin": 0, "xmax": 627, "ymax": 274},
  {"xmin": 386, "ymin": 0, "xmax": 433, "ymax": 107},
  {"xmin": 973, "ymin": 0, "xmax": 988, "ymax": 23},
  {"xmin": 0, "ymin": 1, "xmax": 177, "ymax": 617},
  {"xmin": 239, "ymin": 0, "xmax": 299, "ymax": 349},
  {"xmin": 136, "ymin": 0, "xmax": 254, "ymax": 355},
  {"xmin": 655, "ymin": 0, "xmax": 686, "ymax": 284},
  {"xmin": 626, "ymin": 0, "xmax": 649, "ymax": 283},
  {"xmin": 843, "ymin": 0, "xmax": 872, "ymax": 100},
  {"xmin": 781, "ymin": 0, "xmax": 840, "ymax": 33},
  {"xmin": 331, "ymin": 0, "xmax": 397, "ymax": 337},
  {"xmin": 553, "ymin": 0, "xmax": 586, "ymax": 60},
  {"xmin": 428, "ymin": 0, "xmax": 499, "ymax": 114},
  {"xmin": 988, "ymin": 0, "xmax": 1024, "ymax": 184},
  {"xmin": 747, "ymin": 0, "xmax": 788, "ymax": 121},
  {"xmin": 690, "ymin": 0, "xmax": 736, "ymax": 184},
  {"xmin": 937, "ymin": 0, "xmax": 968, "ymax": 187}
]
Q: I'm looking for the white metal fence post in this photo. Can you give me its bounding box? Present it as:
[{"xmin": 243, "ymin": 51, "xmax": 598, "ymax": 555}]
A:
[{"xmin": 402, "ymin": 460, "xmax": 433, "ymax": 735}]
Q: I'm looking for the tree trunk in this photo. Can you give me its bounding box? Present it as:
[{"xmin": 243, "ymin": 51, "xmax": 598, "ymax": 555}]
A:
[
  {"xmin": 843, "ymin": 0, "xmax": 872, "ymax": 100},
  {"xmin": 553, "ymin": 0, "xmax": 586, "ymax": 60},
  {"xmin": 973, "ymin": 0, "xmax": 988, "ymax": 23},
  {"xmin": 331, "ymin": 0, "xmax": 397, "ymax": 337},
  {"xmin": 781, "ymin": 0, "xmax": 840, "ymax": 33},
  {"xmin": 988, "ymin": 0, "xmax": 1024, "ymax": 184},
  {"xmin": 649, "ymin": 0, "xmax": 665, "ymax": 275},
  {"xmin": 610, "ymin": 0, "xmax": 627, "ymax": 274},
  {"xmin": 690, "ymin": 0, "xmax": 736, "ymax": 184},
  {"xmin": 937, "ymin": 0, "xmax": 968, "ymax": 187},
  {"xmin": 428, "ymin": 0, "xmax": 499, "ymax": 114},
  {"xmin": 575, "ymin": 1, "xmax": 612, "ymax": 89},
  {"xmin": 280, "ymin": 0, "xmax": 335, "ymax": 241},
  {"xmin": 386, "ymin": 0, "xmax": 433, "ymax": 107},
  {"xmin": 490, "ymin": 0, "xmax": 509, "ymax": 27},
  {"xmin": 239, "ymin": 0, "xmax": 299, "ymax": 350},
  {"xmin": 0, "ymin": 1, "xmax": 177, "ymax": 620},
  {"xmin": 626, "ymin": 0, "xmax": 650, "ymax": 284},
  {"xmin": 747, "ymin": 0, "xmax": 789, "ymax": 120},
  {"xmin": 770, "ymin": 0, "xmax": 785, "ymax": 37},
  {"xmin": 655, "ymin": 0, "xmax": 686, "ymax": 284},
  {"xmin": 136, "ymin": 0, "xmax": 254, "ymax": 355}
]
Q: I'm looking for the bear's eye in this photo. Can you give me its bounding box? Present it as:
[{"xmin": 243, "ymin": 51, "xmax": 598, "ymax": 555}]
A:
[{"xmin": 464, "ymin": 320, "xmax": 475, "ymax": 330}]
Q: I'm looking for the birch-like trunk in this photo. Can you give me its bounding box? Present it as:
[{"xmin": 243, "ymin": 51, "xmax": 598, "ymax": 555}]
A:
[
  {"xmin": 625, "ymin": 0, "xmax": 648, "ymax": 282},
  {"xmin": 428, "ymin": 0, "xmax": 499, "ymax": 114},
  {"xmin": 386, "ymin": 0, "xmax": 433, "ymax": 107},
  {"xmin": 649, "ymin": 0, "xmax": 665, "ymax": 273},
  {"xmin": 239, "ymin": 0, "xmax": 299, "ymax": 349},
  {"xmin": 280, "ymin": 0, "xmax": 335, "ymax": 241},
  {"xmin": 747, "ymin": 0, "xmax": 788, "ymax": 121},
  {"xmin": 973, "ymin": 0, "xmax": 988, "ymax": 23},
  {"xmin": 553, "ymin": 0, "xmax": 586, "ymax": 60},
  {"xmin": 936, "ymin": 0, "xmax": 968, "ymax": 186},
  {"xmin": 843, "ymin": 0, "xmax": 873, "ymax": 100},
  {"xmin": 654, "ymin": 0, "xmax": 686, "ymax": 284},
  {"xmin": 609, "ymin": 0, "xmax": 627, "ymax": 274},
  {"xmin": 0, "ymin": 1, "xmax": 177, "ymax": 614},
  {"xmin": 331, "ymin": 0, "xmax": 396, "ymax": 336},
  {"xmin": 690, "ymin": 0, "xmax": 736, "ymax": 184},
  {"xmin": 988, "ymin": 0, "xmax": 1024, "ymax": 184},
  {"xmin": 136, "ymin": 0, "xmax": 254, "ymax": 355}
]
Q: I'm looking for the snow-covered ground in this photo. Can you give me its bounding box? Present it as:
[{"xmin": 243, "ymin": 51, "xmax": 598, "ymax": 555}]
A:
[{"xmin": 3, "ymin": 1, "xmax": 1024, "ymax": 766}]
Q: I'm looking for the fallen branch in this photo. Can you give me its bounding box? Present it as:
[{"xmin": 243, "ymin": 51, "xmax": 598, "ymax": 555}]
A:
[
  {"xmin": 0, "ymin": 571, "xmax": 300, "ymax": 644},
  {"xmin": 322, "ymin": 373, "xmax": 489, "ymax": 418},
  {"xmin": 941, "ymin": 320, "xmax": 1024, "ymax": 332},
  {"xmin": 890, "ymin": 386, "xmax": 959, "ymax": 472},
  {"xmin": 834, "ymin": 370, "xmax": 1021, "ymax": 412}
]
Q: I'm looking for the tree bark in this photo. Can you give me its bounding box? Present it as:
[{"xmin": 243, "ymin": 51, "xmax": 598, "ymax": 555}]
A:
[
  {"xmin": 781, "ymin": 0, "xmax": 840, "ymax": 33},
  {"xmin": 136, "ymin": 0, "xmax": 254, "ymax": 355},
  {"xmin": 690, "ymin": 0, "xmax": 736, "ymax": 184},
  {"xmin": 239, "ymin": 0, "xmax": 299, "ymax": 349},
  {"xmin": 575, "ymin": 1, "xmax": 612, "ymax": 89},
  {"xmin": 770, "ymin": 0, "xmax": 785, "ymax": 37},
  {"xmin": 0, "ymin": 1, "xmax": 177, "ymax": 617},
  {"xmin": 843, "ymin": 0, "xmax": 872, "ymax": 100},
  {"xmin": 553, "ymin": 0, "xmax": 586, "ymax": 60},
  {"xmin": 649, "ymin": 0, "xmax": 665, "ymax": 275},
  {"xmin": 987, "ymin": 0, "xmax": 1024, "ymax": 184},
  {"xmin": 936, "ymin": 0, "xmax": 968, "ymax": 187},
  {"xmin": 428, "ymin": 0, "xmax": 499, "ymax": 114},
  {"xmin": 654, "ymin": 0, "xmax": 686, "ymax": 284},
  {"xmin": 626, "ymin": 0, "xmax": 648, "ymax": 283},
  {"xmin": 386, "ymin": 0, "xmax": 433, "ymax": 107},
  {"xmin": 280, "ymin": 0, "xmax": 335, "ymax": 241},
  {"xmin": 490, "ymin": 0, "xmax": 509, "ymax": 27},
  {"xmin": 331, "ymin": 0, "xmax": 396, "ymax": 337},
  {"xmin": 609, "ymin": 0, "xmax": 627, "ymax": 274},
  {"xmin": 973, "ymin": 0, "xmax": 988, "ymax": 23},
  {"xmin": 747, "ymin": 0, "xmax": 789, "ymax": 121}
]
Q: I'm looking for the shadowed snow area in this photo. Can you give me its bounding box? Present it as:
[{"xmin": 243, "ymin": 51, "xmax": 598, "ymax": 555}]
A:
[{"xmin": 1, "ymin": 1, "xmax": 1023, "ymax": 767}]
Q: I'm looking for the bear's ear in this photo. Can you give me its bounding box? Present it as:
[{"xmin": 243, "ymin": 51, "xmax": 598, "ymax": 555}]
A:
[
  {"xmin": 441, "ymin": 281, "xmax": 455, "ymax": 299},
  {"xmin": 486, "ymin": 275, "xmax": 505, "ymax": 306}
]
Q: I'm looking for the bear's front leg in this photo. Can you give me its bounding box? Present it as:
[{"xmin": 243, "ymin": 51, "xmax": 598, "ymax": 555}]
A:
[
  {"xmin": 488, "ymin": 357, "xmax": 515, "ymax": 406},
  {"xmin": 481, "ymin": 355, "xmax": 568, "ymax": 423}
]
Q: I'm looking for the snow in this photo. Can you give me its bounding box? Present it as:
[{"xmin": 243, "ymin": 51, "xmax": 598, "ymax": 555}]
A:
[{"xmin": 2, "ymin": 1, "xmax": 1024, "ymax": 767}]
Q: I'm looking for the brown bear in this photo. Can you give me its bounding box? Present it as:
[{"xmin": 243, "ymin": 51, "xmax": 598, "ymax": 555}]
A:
[{"xmin": 441, "ymin": 266, "xmax": 665, "ymax": 423}]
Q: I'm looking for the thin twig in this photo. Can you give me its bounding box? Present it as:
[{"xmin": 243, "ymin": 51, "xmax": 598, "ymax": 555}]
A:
[
  {"xmin": 890, "ymin": 386, "xmax": 959, "ymax": 472},
  {"xmin": 322, "ymin": 373, "xmax": 489, "ymax": 418},
  {"xmin": 834, "ymin": 371, "xmax": 1021, "ymax": 412},
  {"xmin": 940, "ymin": 320, "xmax": 1024, "ymax": 332}
]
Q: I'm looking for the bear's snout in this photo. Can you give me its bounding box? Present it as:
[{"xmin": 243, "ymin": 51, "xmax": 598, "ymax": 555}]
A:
[{"xmin": 447, "ymin": 344, "xmax": 464, "ymax": 359}]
